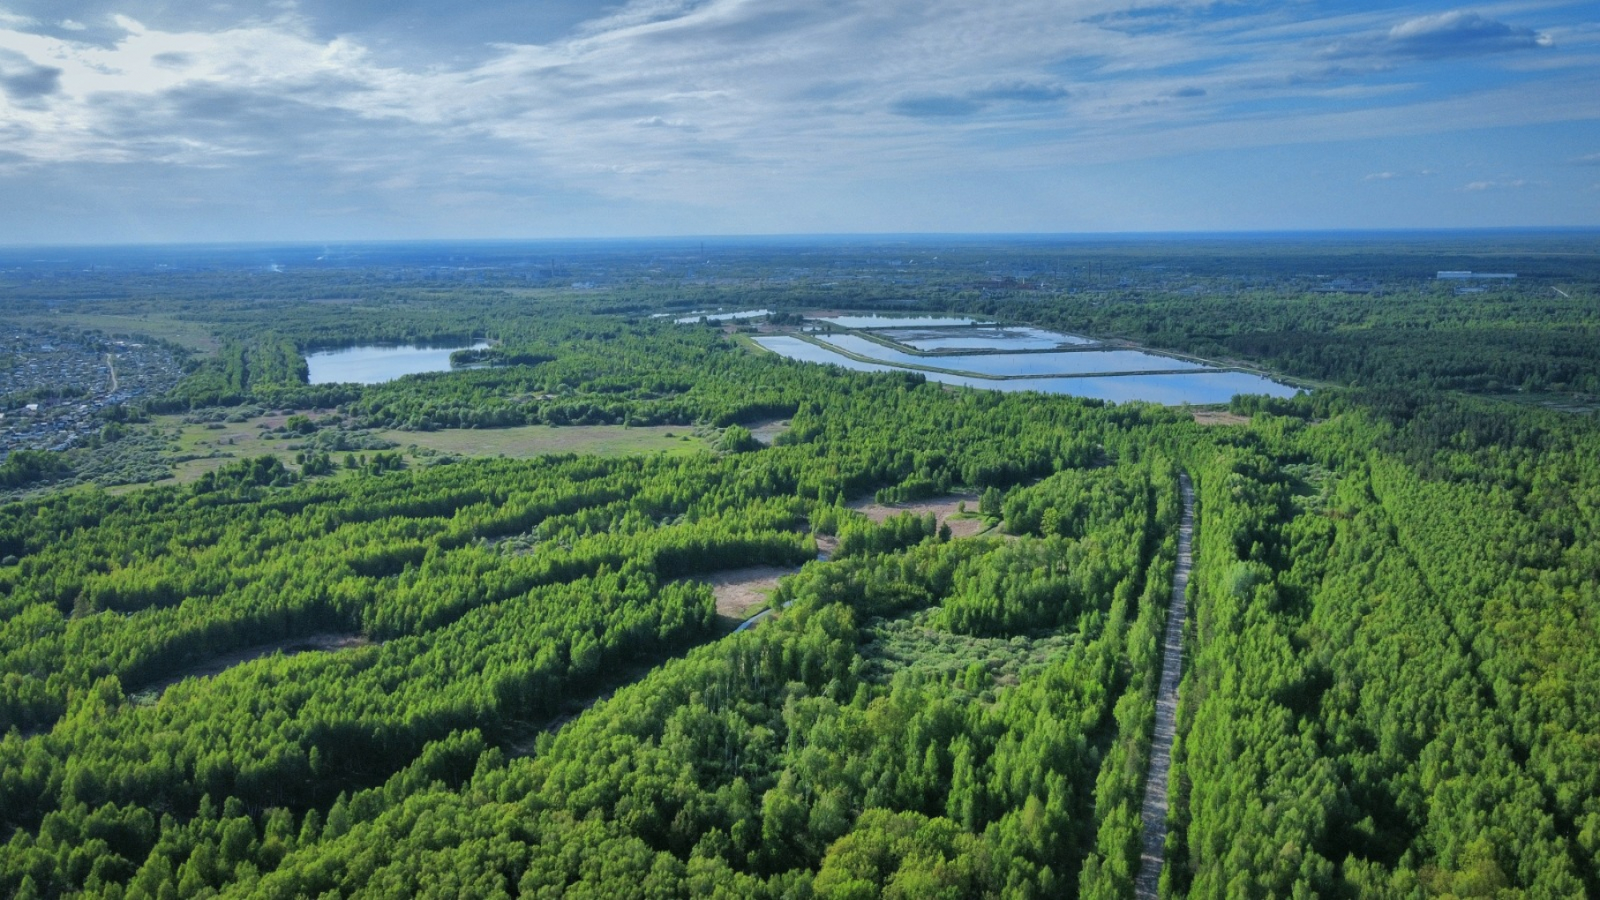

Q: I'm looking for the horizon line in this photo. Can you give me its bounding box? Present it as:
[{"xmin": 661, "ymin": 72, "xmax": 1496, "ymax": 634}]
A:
[{"xmin": 5, "ymin": 225, "xmax": 1600, "ymax": 253}]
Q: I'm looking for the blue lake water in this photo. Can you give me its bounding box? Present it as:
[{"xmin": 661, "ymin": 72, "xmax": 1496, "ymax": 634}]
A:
[
  {"xmin": 306, "ymin": 342, "xmax": 489, "ymax": 384},
  {"xmin": 816, "ymin": 335, "xmax": 1206, "ymax": 376},
  {"xmin": 754, "ymin": 336, "xmax": 1298, "ymax": 404},
  {"xmin": 671, "ymin": 309, "xmax": 773, "ymax": 324}
]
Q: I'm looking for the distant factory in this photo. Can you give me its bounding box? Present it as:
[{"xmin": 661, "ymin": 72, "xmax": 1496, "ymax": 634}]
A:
[{"xmin": 1437, "ymin": 271, "xmax": 1517, "ymax": 280}]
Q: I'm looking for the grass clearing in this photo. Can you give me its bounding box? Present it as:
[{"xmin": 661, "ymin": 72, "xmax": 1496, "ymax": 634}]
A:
[
  {"xmin": 861, "ymin": 608, "xmax": 1078, "ymax": 692},
  {"xmin": 115, "ymin": 417, "xmax": 713, "ymax": 491},
  {"xmin": 380, "ymin": 423, "xmax": 710, "ymax": 459},
  {"xmin": 1482, "ymin": 391, "xmax": 1600, "ymax": 415},
  {"xmin": 850, "ymin": 491, "xmax": 987, "ymax": 538},
  {"xmin": 1193, "ymin": 410, "xmax": 1250, "ymax": 427},
  {"xmin": 154, "ymin": 413, "xmax": 308, "ymax": 484},
  {"xmin": 692, "ymin": 565, "xmax": 798, "ymax": 626},
  {"xmin": 747, "ymin": 417, "xmax": 791, "ymax": 446},
  {"xmin": 132, "ymin": 633, "xmax": 370, "ymax": 699},
  {"xmin": 22, "ymin": 312, "xmax": 220, "ymax": 352}
]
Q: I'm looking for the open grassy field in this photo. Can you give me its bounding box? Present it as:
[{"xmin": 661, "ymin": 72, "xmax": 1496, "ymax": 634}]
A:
[
  {"xmin": 1193, "ymin": 410, "xmax": 1250, "ymax": 427},
  {"xmin": 694, "ymin": 565, "xmax": 797, "ymax": 626},
  {"xmin": 849, "ymin": 491, "xmax": 990, "ymax": 538},
  {"xmin": 20, "ymin": 312, "xmax": 221, "ymax": 352},
  {"xmin": 109, "ymin": 417, "xmax": 714, "ymax": 493},
  {"xmin": 379, "ymin": 423, "xmax": 710, "ymax": 459},
  {"xmin": 1483, "ymin": 391, "xmax": 1600, "ymax": 415},
  {"xmin": 148, "ymin": 416, "xmax": 712, "ymax": 485},
  {"xmin": 154, "ymin": 413, "xmax": 314, "ymax": 484}
]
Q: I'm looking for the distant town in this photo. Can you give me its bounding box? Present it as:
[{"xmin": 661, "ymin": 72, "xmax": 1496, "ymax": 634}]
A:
[{"xmin": 0, "ymin": 328, "xmax": 183, "ymax": 459}]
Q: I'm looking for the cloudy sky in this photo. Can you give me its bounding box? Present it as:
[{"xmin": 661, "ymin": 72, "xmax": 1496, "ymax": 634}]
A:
[{"xmin": 1, "ymin": 0, "xmax": 1597, "ymax": 243}]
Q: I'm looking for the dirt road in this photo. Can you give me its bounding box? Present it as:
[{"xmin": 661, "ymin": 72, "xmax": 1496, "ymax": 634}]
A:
[{"xmin": 1135, "ymin": 472, "xmax": 1194, "ymax": 898}]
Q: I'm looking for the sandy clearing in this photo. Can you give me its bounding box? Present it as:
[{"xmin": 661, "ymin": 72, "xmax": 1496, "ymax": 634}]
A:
[
  {"xmin": 377, "ymin": 423, "xmax": 705, "ymax": 459},
  {"xmin": 848, "ymin": 491, "xmax": 987, "ymax": 538},
  {"xmin": 747, "ymin": 418, "xmax": 790, "ymax": 446},
  {"xmin": 1193, "ymin": 410, "xmax": 1250, "ymax": 427},
  {"xmin": 696, "ymin": 565, "xmax": 798, "ymax": 621}
]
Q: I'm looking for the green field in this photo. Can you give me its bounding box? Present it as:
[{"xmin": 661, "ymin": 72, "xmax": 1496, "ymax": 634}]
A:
[
  {"xmin": 151, "ymin": 416, "xmax": 711, "ymax": 485},
  {"xmin": 155, "ymin": 413, "xmax": 318, "ymax": 484},
  {"xmin": 19, "ymin": 311, "xmax": 221, "ymax": 352},
  {"xmin": 379, "ymin": 423, "xmax": 711, "ymax": 458}
]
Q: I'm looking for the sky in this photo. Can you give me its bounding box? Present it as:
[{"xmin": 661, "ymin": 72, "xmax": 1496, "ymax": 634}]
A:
[{"xmin": 0, "ymin": 0, "xmax": 1597, "ymax": 243}]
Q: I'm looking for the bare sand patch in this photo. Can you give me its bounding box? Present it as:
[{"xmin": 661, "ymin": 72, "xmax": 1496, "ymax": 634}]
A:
[
  {"xmin": 848, "ymin": 491, "xmax": 987, "ymax": 538},
  {"xmin": 379, "ymin": 423, "xmax": 705, "ymax": 459},
  {"xmin": 698, "ymin": 565, "xmax": 797, "ymax": 621},
  {"xmin": 1193, "ymin": 410, "xmax": 1250, "ymax": 427},
  {"xmin": 747, "ymin": 418, "xmax": 790, "ymax": 446}
]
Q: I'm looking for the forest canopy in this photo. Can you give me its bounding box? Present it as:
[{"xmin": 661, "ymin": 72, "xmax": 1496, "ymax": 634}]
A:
[{"xmin": 1, "ymin": 235, "xmax": 1598, "ymax": 898}]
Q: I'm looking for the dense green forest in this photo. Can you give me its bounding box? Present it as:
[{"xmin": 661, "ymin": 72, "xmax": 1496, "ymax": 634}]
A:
[{"xmin": 2, "ymin": 236, "xmax": 1599, "ymax": 897}]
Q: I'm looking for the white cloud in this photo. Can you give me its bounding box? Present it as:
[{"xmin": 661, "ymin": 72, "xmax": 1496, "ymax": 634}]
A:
[
  {"xmin": 0, "ymin": 0, "xmax": 1595, "ymax": 237},
  {"xmin": 1463, "ymin": 179, "xmax": 1530, "ymax": 190},
  {"xmin": 0, "ymin": 1, "xmax": 1583, "ymax": 178},
  {"xmin": 1364, "ymin": 168, "xmax": 1441, "ymax": 181}
]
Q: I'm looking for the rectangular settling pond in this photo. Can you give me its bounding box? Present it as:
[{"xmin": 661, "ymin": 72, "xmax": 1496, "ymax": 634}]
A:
[
  {"xmin": 754, "ymin": 336, "xmax": 1298, "ymax": 405},
  {"xmin": 878, "ymin": 326, "xmax": 1096, "ymax": 351},
  {"xmin": 815, "ymin": 335, "xmax": 1206, "ymax": 376},
  {"xmin": 812, "ymin": 315, "xmax": 987, "ymax": 329},
  {"xmin": 670, "ymin": 309, "xmax": 773, "ymax": 324}
]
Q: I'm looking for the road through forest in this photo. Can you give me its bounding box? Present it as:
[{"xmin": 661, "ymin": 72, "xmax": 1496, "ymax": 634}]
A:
[{"xmin": 1135, "ymin": 472, "xmax": 1193, "ymax": 898}]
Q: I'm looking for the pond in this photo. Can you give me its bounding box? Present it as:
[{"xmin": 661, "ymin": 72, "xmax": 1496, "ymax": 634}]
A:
[
  {"xmin": 753, "ymin": 336, "xmax": 1299, "ymax": 405},
  {"xmin": 810, "ymin": 314, "xmax": 988, "ymax": 329},
  {"xmin": 670, "ymin": 309, "xmax": 773, "ymax": 324},
  {"xmin": 816, "ymin": 334, "xmax": 1206, "ymax": 376},
  {"xmin": 306, "ymin": 342, "xmax": 490, "ymax": 385},
  {"xmin": 879, "ymin": 326, "xmax": 1096, "ymax": 351}
]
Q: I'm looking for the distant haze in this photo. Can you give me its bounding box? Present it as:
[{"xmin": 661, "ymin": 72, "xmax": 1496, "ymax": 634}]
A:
[{"xmin": 1, "ymin": 0, "xmax": 1597, "ymax": 244}]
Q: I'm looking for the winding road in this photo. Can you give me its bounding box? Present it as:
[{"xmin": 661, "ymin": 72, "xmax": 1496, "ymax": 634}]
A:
[{"xmin": 1135, "ymin": 472, "xmax": 1193, "ymax": 899}]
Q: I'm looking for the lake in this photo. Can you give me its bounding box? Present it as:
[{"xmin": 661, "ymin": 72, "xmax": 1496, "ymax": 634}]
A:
[
  {"xmin": 306, "ymin": 342, "xmax": 489, "ymax": 385},
  {"xmin": 753, "ymin": 336, "xmax": 1299, "ymax": 405}
]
